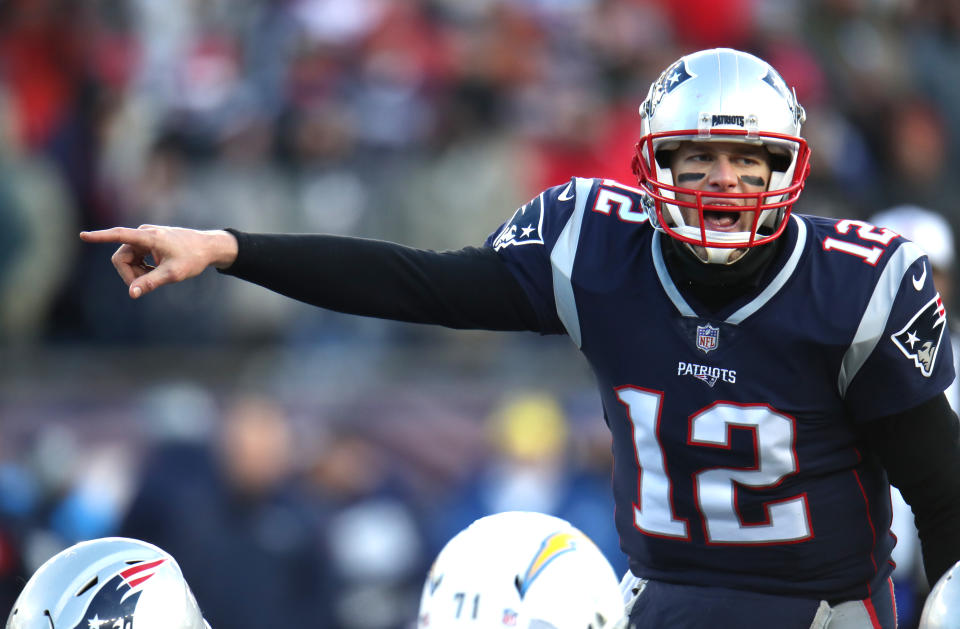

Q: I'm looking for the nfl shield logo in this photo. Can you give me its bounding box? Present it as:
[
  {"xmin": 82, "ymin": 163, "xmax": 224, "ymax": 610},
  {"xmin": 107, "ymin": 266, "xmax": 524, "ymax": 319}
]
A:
[{"xmin": 696, "ymin": 324, "xmax": 719, "ymax": 354}]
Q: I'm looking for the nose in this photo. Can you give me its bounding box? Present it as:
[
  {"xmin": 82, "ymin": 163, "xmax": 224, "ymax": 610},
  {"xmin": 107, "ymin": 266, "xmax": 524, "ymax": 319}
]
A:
[{"xmin": 707, "ymin": 156, "xmax": 739, "ymax": 190}]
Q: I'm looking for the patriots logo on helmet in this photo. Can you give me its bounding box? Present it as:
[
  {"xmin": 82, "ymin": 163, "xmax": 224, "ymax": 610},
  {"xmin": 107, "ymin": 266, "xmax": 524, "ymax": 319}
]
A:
[
  {"xmin": 891, "ymin": 294, "xmax": 947, "ymax": 377},
  {"xmin": 642, "ymin": 60, "xmax": 693, "ymax": 118},
  {"xmin": 75, "ymin": 559, "xmax": 166, "ymax": 629},
  {"xmin": 662, "ymin": 60, "xmax": 692, "ymax": 94},
  {"xmin": 761, "ymin": 68, "xmax": 805, "ymax": 125},
  {"xmin": 761, "ymin": 68, "xmax": 790, "ymax": 100},
  {"xmin": 492, "ymin": 197, "xmax": 544, "ymax": 251}
]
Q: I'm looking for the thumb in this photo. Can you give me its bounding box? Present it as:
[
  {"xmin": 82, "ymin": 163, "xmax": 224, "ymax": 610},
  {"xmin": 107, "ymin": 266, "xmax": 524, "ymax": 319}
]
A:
[{"xmin": 129, "ymin": 264, "xmax": 178, "ymax": 299}]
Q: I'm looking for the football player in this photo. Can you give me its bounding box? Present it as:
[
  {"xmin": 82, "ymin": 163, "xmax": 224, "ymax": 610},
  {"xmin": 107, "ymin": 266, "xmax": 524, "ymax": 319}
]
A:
[
  {"xmin": 416, "ymin": 511, "xmax": 625, "ymax": 629},
  {"xmin": 81, "ymin": 48, "xmax": 960, "ymax": 628},
  {"xmin": 5, "ymin": 536, "xmax": 211, "ymax": 629}
]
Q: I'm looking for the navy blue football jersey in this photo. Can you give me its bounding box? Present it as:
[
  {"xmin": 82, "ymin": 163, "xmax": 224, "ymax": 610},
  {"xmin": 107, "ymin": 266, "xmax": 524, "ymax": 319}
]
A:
[{"xmin": 485, "ymin": 177, "xmax": 955, "ymax": 601}]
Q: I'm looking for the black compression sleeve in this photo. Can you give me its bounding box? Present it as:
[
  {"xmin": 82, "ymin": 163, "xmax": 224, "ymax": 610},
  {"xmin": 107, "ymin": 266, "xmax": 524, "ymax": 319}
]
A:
[
  {"xmin": 218, "ymin": 230, "xmax": 543, "ymax": 332},
  {"xmin": 868, "ymin": 392, "xmax": 960, "ymax": 586}
]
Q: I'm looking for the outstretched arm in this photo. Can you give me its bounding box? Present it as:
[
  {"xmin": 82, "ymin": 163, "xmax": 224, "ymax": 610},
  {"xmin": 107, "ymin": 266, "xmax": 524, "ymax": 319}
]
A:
[
  {"xmin": 80, "ymin": 226, "xmax": 547, "ymax": 332},
  {"xmin": 79, "ymin": 225, "xmax": 238, "ymax": 299}
]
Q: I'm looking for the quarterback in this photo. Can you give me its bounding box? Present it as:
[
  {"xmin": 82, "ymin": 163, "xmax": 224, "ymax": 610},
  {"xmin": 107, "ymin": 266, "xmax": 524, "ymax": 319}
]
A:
[{"xmin": 82, "ymin": 48, "xmax": 960, "ymax": 629}]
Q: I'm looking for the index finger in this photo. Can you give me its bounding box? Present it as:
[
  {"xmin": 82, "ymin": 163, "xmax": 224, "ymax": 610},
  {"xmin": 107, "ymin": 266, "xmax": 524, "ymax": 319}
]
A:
[{"xmin": 79, "ymin": 227, "xmax": 155, "ymax": 248}]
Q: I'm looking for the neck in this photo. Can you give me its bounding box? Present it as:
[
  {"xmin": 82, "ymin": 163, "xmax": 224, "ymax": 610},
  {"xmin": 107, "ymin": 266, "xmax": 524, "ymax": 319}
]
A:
[{"xmin": 662, "ymin": 237, "xmax": 784, "ymax": 312}]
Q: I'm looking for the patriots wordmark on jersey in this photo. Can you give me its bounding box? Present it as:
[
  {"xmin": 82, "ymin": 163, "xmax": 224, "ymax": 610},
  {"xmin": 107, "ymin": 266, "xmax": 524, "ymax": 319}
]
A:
[{"xmin": 486, "ymin": 177, "xmax": 955, "ymax": 602}]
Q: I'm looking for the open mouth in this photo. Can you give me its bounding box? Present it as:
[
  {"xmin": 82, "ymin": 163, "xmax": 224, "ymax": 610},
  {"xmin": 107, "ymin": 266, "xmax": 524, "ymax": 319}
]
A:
[{"xmin": 703, "ymin": 209, "xmax": 742, "ymax": 229}]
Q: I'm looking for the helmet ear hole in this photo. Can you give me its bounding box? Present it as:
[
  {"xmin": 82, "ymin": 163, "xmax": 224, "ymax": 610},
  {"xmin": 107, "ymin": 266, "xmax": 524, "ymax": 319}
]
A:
[
  {"xmin": 769, "ymin": 151, "xmax": 791, "ymax": 173},
  {"xmin": 654, "ymin": 149, "xmax": 674, "ymax": 169}
]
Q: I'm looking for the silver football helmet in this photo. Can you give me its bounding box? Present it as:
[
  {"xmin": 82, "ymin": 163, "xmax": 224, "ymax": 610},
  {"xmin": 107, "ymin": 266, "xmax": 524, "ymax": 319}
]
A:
[
  {"xmin": 919, "ymin": 560, "xmax": 960, "ymax": 629},
  {"xmin": 417, "ymin": 511, "xmax": 626, "ymax": 629},
  {"xmin": 633, "ymin": 47, "xmax": 811, "ymax": 264},
  {"xmin": 5, "ymin": 537, "xmax": 211, "ymax": 629}
]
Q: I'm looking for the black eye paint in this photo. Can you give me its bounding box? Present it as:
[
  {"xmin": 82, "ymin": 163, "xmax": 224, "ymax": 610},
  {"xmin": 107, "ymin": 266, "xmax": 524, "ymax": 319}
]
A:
[
  {"xmin": 740, "ymin": 175, "xmax": 766, "ymax": 186},
  {"xmin": 676, "ymin": 172, "xmax": 705, "ymax": 183}
]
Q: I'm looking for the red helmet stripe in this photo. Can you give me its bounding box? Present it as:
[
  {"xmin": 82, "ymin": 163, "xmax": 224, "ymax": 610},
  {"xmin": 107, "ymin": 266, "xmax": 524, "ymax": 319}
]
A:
[{"xmin": 119, "ymin": 558, "xmax": 166, "ymax": 588}]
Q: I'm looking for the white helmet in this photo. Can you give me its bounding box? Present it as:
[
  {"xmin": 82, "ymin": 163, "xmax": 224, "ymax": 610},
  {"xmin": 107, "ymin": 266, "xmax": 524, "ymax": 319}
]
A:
[
  {"xmin": 633, "ymin": 47, "xmax": 811, "ymax": 264},
  {"xmin": 919, "ymin": 560, "xmax": 960, "ymax": 629},
  {"xmin": 5, "ymin": 537, "xmax": 211, "ymax": 629},
  {"xmin": 868, "ymin": 205, "xmax": 955, "ymax": 270},
  {"xmin": 417, "ymin": 511, "xmax": 625, "ymax": 629}
]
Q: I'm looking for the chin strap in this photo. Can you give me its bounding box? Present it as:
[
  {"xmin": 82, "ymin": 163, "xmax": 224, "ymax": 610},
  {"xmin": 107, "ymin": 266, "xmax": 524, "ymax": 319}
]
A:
[{"xmin": 689, "ymin": 243, "xmax": 745, "ymax": 265}]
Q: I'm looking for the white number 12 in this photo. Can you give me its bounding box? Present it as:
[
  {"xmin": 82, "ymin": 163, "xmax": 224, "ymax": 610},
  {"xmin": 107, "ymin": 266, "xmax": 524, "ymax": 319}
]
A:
[{"xmin": 616, "ymin": 386, "xmax": 812, "ymax": 545}]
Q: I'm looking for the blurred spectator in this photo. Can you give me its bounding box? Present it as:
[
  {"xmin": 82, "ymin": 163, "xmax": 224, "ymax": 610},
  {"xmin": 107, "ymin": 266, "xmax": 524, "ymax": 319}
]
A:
[
  {"xmin": 880, "ymin": 98, "xmax": 960, "ymax": 216},
  {"xmin": 430, "ymin": 390, "xmax": 626, "ymax": 576},
  {"xmin": 903, "ymin": 0, "xmax": 960, "ymax": 188},
  {"xmin": 0, "ymin": 431, "xmax": 31, "ymax": 615},
  {"xmin": 18, "ymin": 424, "xmax": 124, "ymax": 567},
  {"xmin": 654, "ymin": 0, "xmax": 753, "ymax": 49},
  {"xmin": 0, "ymin": 86, "xmax": 76, "ymax": 344},
  {"xmin": 0, "ymin": 517, "xmax": 26, "ymax": 619},
  {"xmin": 120, "ymin": 391, "xmax": 335, "ymax": 628},
  {"xmin": 306, "ymin": 421, "xmax": 430, "ymax": 629}
]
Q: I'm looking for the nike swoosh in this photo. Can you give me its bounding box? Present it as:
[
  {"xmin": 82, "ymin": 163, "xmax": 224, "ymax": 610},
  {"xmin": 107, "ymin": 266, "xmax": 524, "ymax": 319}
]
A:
[
  {"xmin": 558, "ymin": 182, "xmax": 574, "ymax": 201},
  {"xmin": 913, "ymin": 260, "xmax": 927, "ymax": 291}
]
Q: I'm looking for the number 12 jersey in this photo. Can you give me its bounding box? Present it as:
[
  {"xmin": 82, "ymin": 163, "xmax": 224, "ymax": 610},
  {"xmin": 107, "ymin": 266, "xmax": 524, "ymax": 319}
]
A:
[{"xmin": 486, "ymin": 177, "xmax": 954, "ymax": 601}]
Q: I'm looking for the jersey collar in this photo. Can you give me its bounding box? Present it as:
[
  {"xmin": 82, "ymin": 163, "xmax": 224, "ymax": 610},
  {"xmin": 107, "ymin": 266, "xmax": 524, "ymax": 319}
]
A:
[{"xmin": 652, "ymin": 214, "xmax": 808, "ymax": 323}]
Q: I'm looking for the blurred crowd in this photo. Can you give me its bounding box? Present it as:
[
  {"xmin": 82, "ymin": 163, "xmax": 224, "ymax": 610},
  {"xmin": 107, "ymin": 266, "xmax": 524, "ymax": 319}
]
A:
[
  {"xmin": 0, "ymin": 379, "xmax": 622, "ymax": 629},
  {"xmin": 1, "ymin": 0, "xmax": 960, "ymax": 627},
  {"xmin": 1, "ymin": 0, "xmax": 959, "ymax": 346}
]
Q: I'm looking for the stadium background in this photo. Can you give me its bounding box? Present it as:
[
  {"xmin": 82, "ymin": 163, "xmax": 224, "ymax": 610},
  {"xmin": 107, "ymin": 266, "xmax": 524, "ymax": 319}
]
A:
[{"xmin": 1, "ymin": 0, "xmax": 959, "ymax": 627}]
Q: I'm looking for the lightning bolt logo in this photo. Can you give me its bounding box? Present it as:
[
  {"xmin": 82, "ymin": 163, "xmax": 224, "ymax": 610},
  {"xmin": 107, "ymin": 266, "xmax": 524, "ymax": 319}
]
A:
[{"xmin": 517, "ymin": 531, "xmax": 580, "ymax": 598}]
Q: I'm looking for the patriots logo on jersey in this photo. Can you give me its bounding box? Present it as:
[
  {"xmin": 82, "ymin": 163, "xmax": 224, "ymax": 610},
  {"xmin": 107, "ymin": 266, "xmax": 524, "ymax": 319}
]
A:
[
  {"xmin": 694, "ymin": 372, "xmax": 719, "ymax": 387},
  {"xmin": 891, "ymin": 294, "xmax": 947, "ymax": 377},
  {"xmin": 492, "ymin": 197, "xmax": 544, "ymax": 251}
]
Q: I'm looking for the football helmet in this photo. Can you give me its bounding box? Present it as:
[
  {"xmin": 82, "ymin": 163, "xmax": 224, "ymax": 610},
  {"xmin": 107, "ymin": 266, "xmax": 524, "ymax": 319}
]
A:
[
  {"xmin": 633, "ymin": 47, "xmax": 811, "ymax": 264},
  {"xmin": 919, "ymin": 560, "xmax": 960, "ymax": 629},
  {"xmin": 416, "ymin": 511, "xmax": 625, "ymax": 629},
  {"xmin": 868, "ymin": 205, "xmax": 955, "ymax": 271},
  {"xmin": 5, "ymin": 537, "xmax": 211, "ymax": 629}
]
